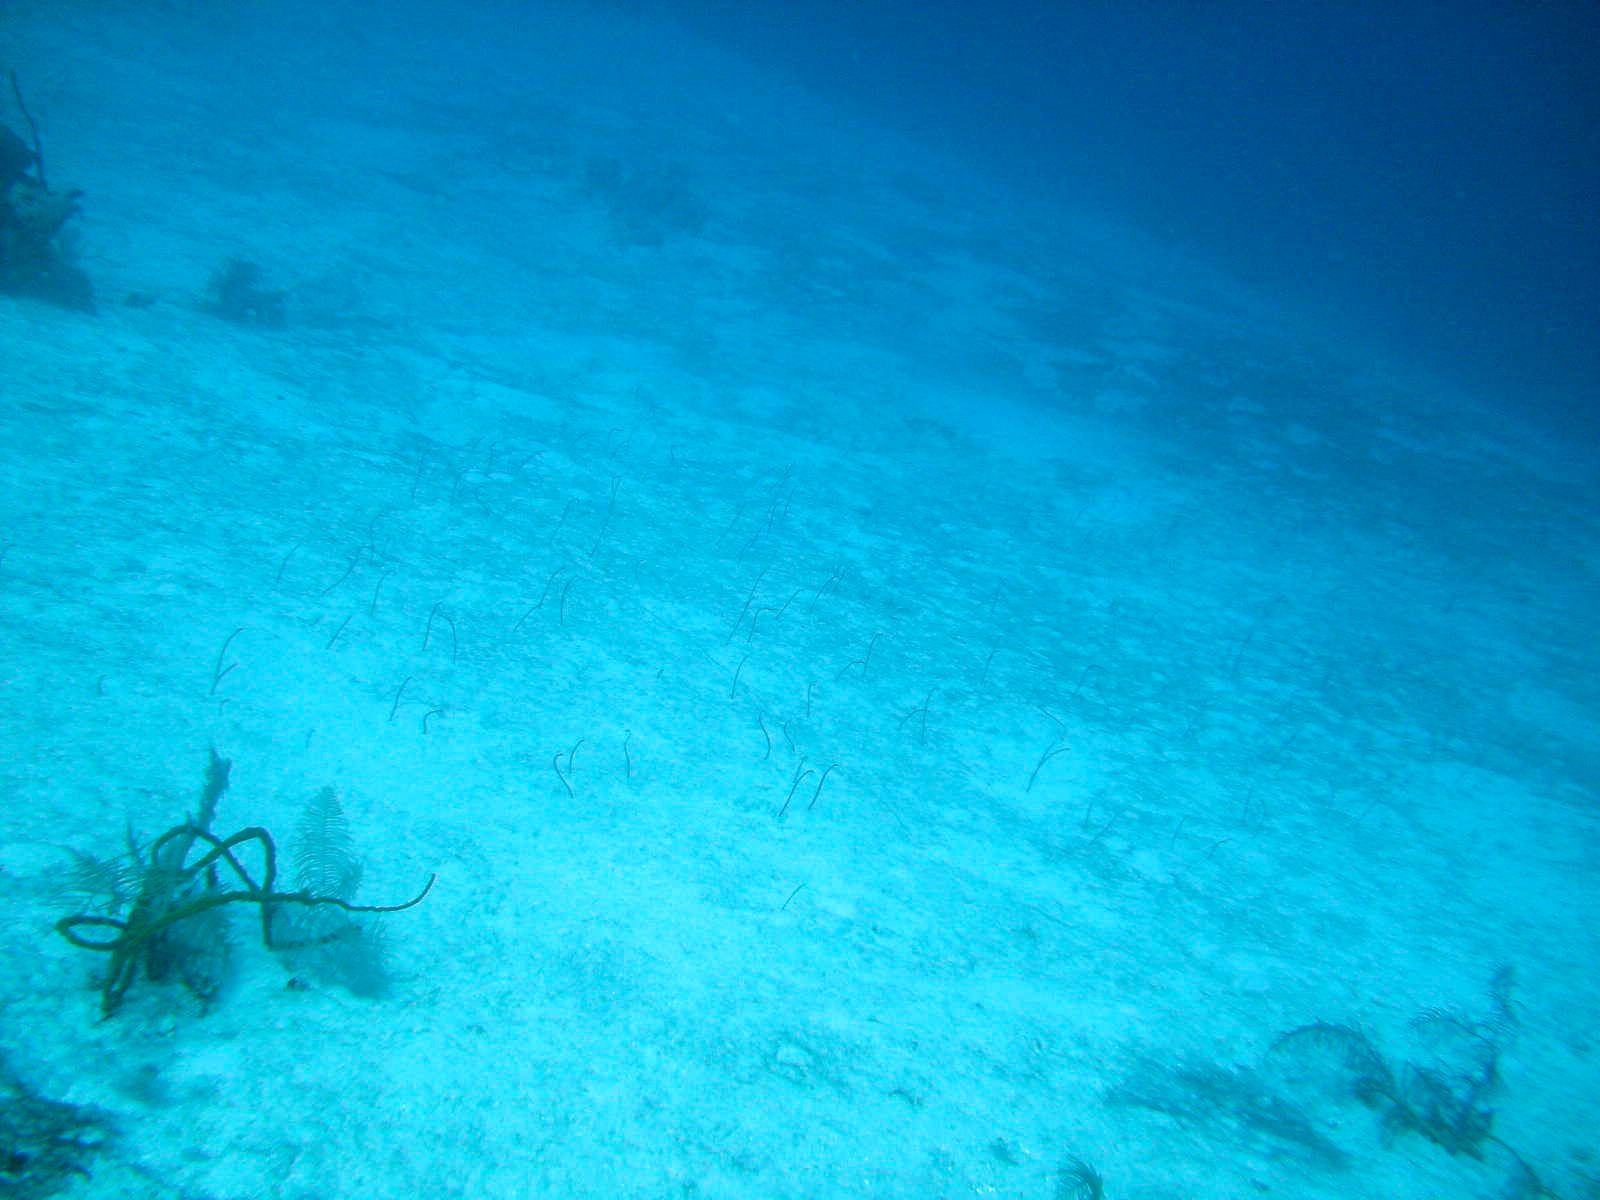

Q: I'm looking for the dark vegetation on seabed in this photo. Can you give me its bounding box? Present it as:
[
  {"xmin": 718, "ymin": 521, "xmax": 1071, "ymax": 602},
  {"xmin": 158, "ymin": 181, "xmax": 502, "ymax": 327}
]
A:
[
  {"xmin": 203, "ymin": 257, "xmax": 287, "ymax": 327},
  {"xmin": 1, "ymin": 72, "xmax": 291, "ymax": 324},
  {"xmin": 53, "ymin": 749, "xmax": 434, "ymax": 1017},
  {"xmin": 0, "ymin": 752, "xmax": 431, "ymax": 1198},
  {"xmin": 0, "ymin": 73, "xmax": 90, "ymax": 312},
  {"xmin": 0, "ymin": 1053, "xmax": 113, "ymax": 1200},
  {"xmin": 1111, "ymin": 966, "xmax": 1575, "ymax": 1197}
]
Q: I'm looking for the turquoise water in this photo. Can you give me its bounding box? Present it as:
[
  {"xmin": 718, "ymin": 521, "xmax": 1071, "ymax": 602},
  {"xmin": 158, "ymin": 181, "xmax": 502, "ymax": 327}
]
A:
[{"xmin": 2, "ymin": 4, "xmax": 1595, "ymax": 1197}]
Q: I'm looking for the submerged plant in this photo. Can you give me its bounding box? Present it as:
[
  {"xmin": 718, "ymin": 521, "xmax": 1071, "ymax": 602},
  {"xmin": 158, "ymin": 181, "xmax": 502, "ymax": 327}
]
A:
[
  {"xmin": 1268, "ymin": 969, "xmax": 1559, "ymax": 1196},
  {"xmin": 54, "ymin": 750, "xmax": 433, "ymax": 1016},
  {"xmin": 1056, "ymin": 1156, "xmax": 1105, "ymax": 1200},
  {"xmin": 274, "ymin": 786, "xmax": 394, "ymax": 997},
  {"xmin": 0, "ymin": 1053, "xmax": 113, "ymax": 1198}
]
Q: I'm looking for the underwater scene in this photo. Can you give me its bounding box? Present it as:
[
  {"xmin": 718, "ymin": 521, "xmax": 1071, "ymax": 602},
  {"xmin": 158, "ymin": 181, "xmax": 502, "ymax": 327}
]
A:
[{"xmin": 2, "ymin": 2, "xmax": 1596, "ymax": 1197}]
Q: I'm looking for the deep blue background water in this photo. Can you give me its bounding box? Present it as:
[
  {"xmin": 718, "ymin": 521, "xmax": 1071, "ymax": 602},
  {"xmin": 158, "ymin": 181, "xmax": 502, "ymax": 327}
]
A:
[{"xmin": 655, "ymin": 0, "xmax": 1600, "ymax": 438}]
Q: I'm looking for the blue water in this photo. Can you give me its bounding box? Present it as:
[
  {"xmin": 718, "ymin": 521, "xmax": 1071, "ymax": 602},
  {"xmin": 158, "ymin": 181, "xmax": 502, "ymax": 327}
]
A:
[
  {"xmin": 1, "ymin": 3, "xmax": 1595, "ymax": 1198},
  {"xmin": 666, "ymin": 0, "xmax": 1600, "ymax": 439}
]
